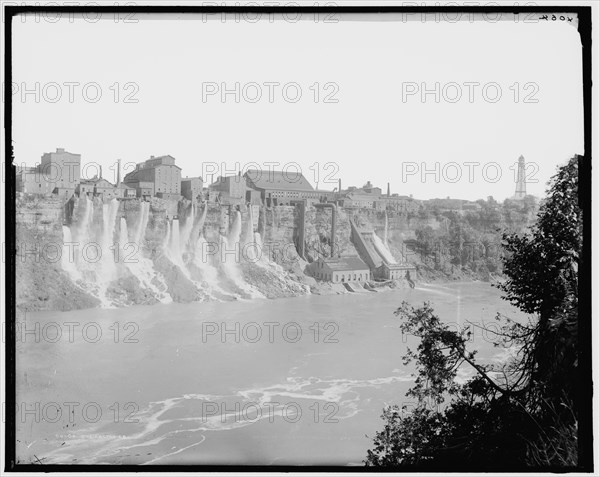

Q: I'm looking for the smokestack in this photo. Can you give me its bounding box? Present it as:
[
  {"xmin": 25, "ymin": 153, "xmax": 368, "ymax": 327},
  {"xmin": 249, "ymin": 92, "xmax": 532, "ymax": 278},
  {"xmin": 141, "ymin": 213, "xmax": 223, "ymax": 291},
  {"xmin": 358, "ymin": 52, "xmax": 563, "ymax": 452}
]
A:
[
  {"xmin": 99, "ymin": 165, "xmax": 103, "ymax": 179},
  {"xmin": 387, "ymin": 182, "xmax": 390, "ymax": 197},
  {"xmin": 116, "ymin": 159, "xmax": 121, "ymax": 186},
  {"xmin": 338, "ymin": 178, "xmax": 341, "ymax": 192}
]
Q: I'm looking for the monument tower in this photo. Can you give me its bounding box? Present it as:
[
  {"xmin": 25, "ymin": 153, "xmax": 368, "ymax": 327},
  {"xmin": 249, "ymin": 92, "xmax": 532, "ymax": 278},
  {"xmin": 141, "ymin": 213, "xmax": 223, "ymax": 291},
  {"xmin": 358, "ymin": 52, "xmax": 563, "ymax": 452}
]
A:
[{"xmin": 514, "ymin": 155, "xmax": 526, "ymax": 200}]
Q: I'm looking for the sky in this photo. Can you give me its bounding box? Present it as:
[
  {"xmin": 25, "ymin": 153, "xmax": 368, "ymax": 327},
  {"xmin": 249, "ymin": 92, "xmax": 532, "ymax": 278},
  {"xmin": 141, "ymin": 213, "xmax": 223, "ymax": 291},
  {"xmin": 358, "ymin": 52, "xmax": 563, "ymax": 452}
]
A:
[{"xmin": 10, "ymin": 11, "xmax": 584, "ymax": 201}]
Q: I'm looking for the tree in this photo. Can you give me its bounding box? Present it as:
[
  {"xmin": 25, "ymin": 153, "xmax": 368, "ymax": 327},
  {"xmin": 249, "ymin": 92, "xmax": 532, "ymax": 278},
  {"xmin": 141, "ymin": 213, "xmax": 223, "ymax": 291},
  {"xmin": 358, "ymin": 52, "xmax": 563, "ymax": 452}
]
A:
[
  {"xmin": 499, "ymin": 156, "xmax": 580, "ymax": 403},
  {"xmin": 366, "ymin": 156, "xmax": 582, "ymax": 469}
]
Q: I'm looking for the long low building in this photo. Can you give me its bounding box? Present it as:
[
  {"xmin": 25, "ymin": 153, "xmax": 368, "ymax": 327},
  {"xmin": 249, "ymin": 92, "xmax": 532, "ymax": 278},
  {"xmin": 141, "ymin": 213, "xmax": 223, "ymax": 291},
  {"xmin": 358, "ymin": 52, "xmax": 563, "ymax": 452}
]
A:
[
  {"xmin": 311, "ymin": 256, "xmax": 370, "ymax": 283},
  {"xmin": 244, "ymin": 169, "xmax": 331, "ymax": 206}
]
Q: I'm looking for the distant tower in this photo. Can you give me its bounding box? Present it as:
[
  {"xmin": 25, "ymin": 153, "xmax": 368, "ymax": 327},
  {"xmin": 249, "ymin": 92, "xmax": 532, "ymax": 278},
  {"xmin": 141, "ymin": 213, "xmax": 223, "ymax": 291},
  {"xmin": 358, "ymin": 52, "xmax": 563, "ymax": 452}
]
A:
[
  {"xmin": 116, "ymin": 159, "xmax": 121, "ymax": 186},
  {"xmin": 514, "ymin": 155, "xmax": 527, "ymax": 200}
]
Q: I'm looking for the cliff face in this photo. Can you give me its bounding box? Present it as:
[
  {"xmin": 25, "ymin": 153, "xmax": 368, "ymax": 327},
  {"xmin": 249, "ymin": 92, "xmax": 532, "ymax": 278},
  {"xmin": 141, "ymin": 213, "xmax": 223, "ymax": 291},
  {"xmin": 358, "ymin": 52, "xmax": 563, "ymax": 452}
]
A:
[
  {"xmin": 16, "ymin": 195, "xmax": 101, "ymax": 312},
  {"xmin": 15, "ymin": 195, "xmax": 315, "ymax": 312},
  {"xmin": 15, "ymin": 194, "xmax": 537, "ymax": 312}
]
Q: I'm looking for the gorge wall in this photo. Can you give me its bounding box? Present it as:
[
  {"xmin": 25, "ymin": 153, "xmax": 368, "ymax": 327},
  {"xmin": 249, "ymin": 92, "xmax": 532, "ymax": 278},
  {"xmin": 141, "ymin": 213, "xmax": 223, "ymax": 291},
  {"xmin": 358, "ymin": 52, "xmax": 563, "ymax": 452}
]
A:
[{"xmin": 15, "ymin": 194, "xmax": 537, "ymax": 312}]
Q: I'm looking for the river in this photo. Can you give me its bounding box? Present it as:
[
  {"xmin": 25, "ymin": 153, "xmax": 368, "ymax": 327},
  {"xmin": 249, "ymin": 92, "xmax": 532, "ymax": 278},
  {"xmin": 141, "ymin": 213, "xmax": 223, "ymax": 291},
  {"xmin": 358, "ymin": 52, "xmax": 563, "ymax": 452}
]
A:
[{"xmin": 15, "ymin": 281, "xmax": 527, "ymax": 465}]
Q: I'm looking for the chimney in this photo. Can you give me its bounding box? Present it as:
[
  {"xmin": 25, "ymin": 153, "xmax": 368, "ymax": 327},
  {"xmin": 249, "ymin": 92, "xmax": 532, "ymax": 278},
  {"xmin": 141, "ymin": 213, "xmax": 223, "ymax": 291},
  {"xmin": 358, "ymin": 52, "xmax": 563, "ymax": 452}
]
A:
[
  {"xmin": 387, "ymin": 182, "xmax": 390, "ymax": 197},
  {"xmin": 116, "ymin": 159, "xmax": 121, "ymax": 186},
  {"xmin": 56, "ymin": 148, "xmax": 65, "ymax": 153},
  {"xmin": 338, "ymin": 178, "xmax": 341, "ymax": 192},
  {"xmin": 99, "ymin": 165, "xmax": 103, "ymax": 179}
]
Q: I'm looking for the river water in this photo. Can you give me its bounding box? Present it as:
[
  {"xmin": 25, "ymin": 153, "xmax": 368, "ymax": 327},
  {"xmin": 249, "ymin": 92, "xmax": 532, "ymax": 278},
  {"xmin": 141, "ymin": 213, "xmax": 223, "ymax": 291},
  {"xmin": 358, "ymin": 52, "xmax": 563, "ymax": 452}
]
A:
[{"xmin": 16, "ymin": 281, "xmax": 526, "ymax": 465}]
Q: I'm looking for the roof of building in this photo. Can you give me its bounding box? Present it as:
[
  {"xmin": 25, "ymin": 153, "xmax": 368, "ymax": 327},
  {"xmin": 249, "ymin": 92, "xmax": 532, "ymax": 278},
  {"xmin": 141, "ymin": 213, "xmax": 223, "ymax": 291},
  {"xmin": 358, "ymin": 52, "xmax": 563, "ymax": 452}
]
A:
[
  {"xmin": 181, "ymin": 176, "xmax": 203, "ymax": 182},
  {"xmin": 210, "ymin": 175, "xmax": 245, "ymax": 185},
  {"xmin": 244, "ymin": 170, "xmax": 314, "ymax": 192},
  {"xmin": 383, "ymin": 262, "xmax": 407, "ymax": 270},
  {"xmin": 91, "ymin": 178, "xmax": 115, "ymax": 188},
  {"xmin": 345, "ymin": 192, "xmax": 377, "ymax": 200},
  {"xmin": 143, "ymin": 155, "xmax": 181, "ymax": 169},
  {"xmin": 44, "ymin": 148, "xmax": 80, "ymax": 156},
  {"xmin": 81, "ymin": 177, "xmax": 114, "ymax": 187},
  {"xmin": 116, "ymin": 182, "xmax": 134, "ymax": 189},
  {"xmin": 321, "ymin": 256, "xmax": 369, "ymax": 271}
]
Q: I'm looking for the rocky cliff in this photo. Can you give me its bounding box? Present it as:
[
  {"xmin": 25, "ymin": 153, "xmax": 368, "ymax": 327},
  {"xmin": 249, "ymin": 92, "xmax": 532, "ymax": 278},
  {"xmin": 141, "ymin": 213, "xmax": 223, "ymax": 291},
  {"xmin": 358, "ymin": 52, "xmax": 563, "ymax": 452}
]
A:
[{"xmin": 15, "ymin": 194, "xmax": 536, "ymax": 312}]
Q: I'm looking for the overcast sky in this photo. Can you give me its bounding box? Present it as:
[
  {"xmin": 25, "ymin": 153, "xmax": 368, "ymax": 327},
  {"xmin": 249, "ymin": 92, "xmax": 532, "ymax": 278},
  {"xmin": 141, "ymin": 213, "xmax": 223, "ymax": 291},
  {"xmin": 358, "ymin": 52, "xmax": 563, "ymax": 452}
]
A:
[{"xmin": 11, "ymin": 11, "xmax": 584, "ymax": 200}]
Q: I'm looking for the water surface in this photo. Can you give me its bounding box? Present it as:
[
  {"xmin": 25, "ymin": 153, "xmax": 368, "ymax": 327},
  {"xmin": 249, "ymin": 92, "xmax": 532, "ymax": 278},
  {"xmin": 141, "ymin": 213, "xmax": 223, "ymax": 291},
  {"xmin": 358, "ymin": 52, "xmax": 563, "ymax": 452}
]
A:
[{"xmin": 16, "ymin": 282, "xmax": 525, "ymax": 465}]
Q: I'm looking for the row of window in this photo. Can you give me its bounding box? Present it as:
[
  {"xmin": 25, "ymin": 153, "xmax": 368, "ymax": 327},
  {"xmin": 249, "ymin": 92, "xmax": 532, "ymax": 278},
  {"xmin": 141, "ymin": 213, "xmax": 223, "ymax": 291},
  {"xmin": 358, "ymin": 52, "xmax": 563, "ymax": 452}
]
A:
[
  {"xmin": 268, "ymin": 191, "xmax": 328, "ymax": 199},
  {"xmin": 315, "ymin": 272, "xmax": 368, "ymax": 282}
]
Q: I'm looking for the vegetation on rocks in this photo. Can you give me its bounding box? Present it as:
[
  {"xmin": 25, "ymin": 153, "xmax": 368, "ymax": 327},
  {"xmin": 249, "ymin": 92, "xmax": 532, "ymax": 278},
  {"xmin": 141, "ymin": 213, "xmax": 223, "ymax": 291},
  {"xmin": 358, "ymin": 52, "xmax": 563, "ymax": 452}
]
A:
[{"xmin": 407, "ymin": 196, "xmax": 538, "ymax": 281}]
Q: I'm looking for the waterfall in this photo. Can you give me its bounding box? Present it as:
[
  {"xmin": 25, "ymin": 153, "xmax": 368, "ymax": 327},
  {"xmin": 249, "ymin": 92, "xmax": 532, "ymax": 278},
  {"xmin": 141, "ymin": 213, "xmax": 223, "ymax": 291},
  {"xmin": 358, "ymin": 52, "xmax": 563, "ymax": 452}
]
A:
[
  {"xmin": 193, "ymin": 235, "xmax": 220, "ymax": 286},
  {"xmin": 100, "ymin": 199, "xmax": 120, "ymax": 282},
  {"xmin": 77, "ymin": 196, "xmax": 93, "ymax": 245},
  {"xmin": 245, "ymin": 205, "xmax": 254, "ymax": 245},
  {"xmin": 120, "ymin": 212, "xmax": 171, "ymax": 304},
  {"xmin": 220, "ymin": 211, "xmax": 264, "ymax": 298},
  {"xmin": 134, "ymin": 201, "xmax": 150, "ymax": 244},
  {"xmin": 227, "ymin": 210, "xmax": 242, "ymax": 247},
  {"xmin": 163, "ymin": 219, "xmax": 171, "ymax": 252},
  {"xmin": 372, "ymin": 232, "xmax": 397, "ymax": 264},
  {"xmin": 58, "ymin": 198, "xmax": 291, "ymax": 307},
  {"xmin": 164, "ymin": 217, "xmax": 191, "ymax": 279},
  {"xmin": 180, "ymin": 203, "xmax": 195, "ymax": 253},
  {"xmin": 119, "ymin": 217, "xmax": 129, "ymax": 262},
  {"xmin": 190, "ymin": 203, "xmax": 207, "ymax": 250},
  {"xmin": 243, "ymin": 205, "xmax": 260, "ymax": 263},
  {"xmin": 171, "ymin": 218, "xmax": 183, "ymax": 260},
  {"xmin": 60, "ymin": 198, "xmax": 175, "ymax": 306},
  {"xmin": 222, "ymin": 211, "xmax": 245, "ymax": 287},
  {"xmin": 73, "ymin": 197, "xmax": 94, "ymax": 277},
  {"xmin": 61, "ymin": 225, "xmax": 80, "ymax": 280},
  {"xmin": 199, "ymin": 203, "xmax": 208, "ymax": 228},
  {"xmin": 190, "ymin": 204, "xmax": 223, "ymax": 294}
]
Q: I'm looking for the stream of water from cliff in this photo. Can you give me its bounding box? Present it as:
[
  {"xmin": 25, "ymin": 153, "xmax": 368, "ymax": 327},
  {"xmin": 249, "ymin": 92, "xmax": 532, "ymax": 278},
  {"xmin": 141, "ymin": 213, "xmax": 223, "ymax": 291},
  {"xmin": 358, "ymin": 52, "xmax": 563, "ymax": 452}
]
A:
[{"xmin": 16, "ymin": 282, "xmax": 526, "ymax": 465}]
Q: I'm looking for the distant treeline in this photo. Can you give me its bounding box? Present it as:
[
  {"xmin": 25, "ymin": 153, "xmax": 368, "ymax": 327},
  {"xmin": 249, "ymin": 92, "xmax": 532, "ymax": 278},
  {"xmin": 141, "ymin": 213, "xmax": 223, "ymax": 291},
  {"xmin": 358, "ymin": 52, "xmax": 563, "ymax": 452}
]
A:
[{"xmin": 405, "ymin": 196, "xmax": 538, "ymax": 279}]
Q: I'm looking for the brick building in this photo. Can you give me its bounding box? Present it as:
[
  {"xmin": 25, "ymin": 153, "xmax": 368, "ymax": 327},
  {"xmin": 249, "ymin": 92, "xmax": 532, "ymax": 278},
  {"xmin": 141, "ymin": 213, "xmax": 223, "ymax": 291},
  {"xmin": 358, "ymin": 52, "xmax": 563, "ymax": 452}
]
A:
[
  {"xmin": 244, "ymin": 169, "xmax": 324, "ymax": 206},
  {"xmin": 116, "ymin": 182, "xmax": 136, "ymax": 199},
  {"xmin": 76, "ymin": 179, "xmax": 96, "ymax": 197},
  {"xmin": 209, "ymin": 174, "xmax": 247, "ymax": 205},
  {"xmin": 311, "ymin": 256, "xmax": 370, "ymax": 283},
  {"xmin": 40, "ymin": 148, "xmax": 81, "ymax": 197},
  {"xmin": 123, "ymin": 155, "xmax": 181, "ymax": 199},
  {"xmin": 181, "ymin": 176, "xmax": 204, "ymax": 201},
  {"xmin": 16, "ymin": 148, "xmax": 81, "ymax": 197}
]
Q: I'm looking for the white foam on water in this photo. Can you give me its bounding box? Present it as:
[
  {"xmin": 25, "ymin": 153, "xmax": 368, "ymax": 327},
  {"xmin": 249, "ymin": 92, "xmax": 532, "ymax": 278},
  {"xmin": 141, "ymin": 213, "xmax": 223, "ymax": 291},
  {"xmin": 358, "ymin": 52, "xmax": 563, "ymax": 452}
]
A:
[{"xmin": 39, "ymin": 373, "xmax": 413, "ymax": 464}]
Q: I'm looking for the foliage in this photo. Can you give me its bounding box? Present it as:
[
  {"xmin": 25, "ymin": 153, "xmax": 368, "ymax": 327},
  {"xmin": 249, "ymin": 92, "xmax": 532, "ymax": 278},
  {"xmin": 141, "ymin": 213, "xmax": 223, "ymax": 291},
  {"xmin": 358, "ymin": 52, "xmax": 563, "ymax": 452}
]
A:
[
  {"xmin": 366, "ymin": 156, "xmax": 582, "ymax": 470},
  {"xmin": 410, "ymin": 197, "xmax": 536, "ymax": 277}
]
